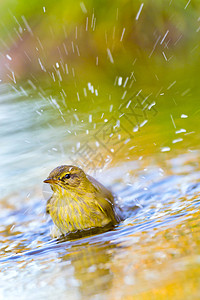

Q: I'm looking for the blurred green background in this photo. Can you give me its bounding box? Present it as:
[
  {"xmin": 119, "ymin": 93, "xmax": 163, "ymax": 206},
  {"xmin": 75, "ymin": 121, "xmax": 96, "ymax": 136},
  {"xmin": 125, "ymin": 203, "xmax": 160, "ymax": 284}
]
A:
[{"xmin": 1, "ymin": 0, "xmax": 200, "ymax": 194}]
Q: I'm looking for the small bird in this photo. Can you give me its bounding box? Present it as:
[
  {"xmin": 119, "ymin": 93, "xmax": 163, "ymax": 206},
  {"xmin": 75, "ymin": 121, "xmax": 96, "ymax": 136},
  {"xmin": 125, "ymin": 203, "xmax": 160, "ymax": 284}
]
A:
[{"xmin": 44, "ymin": 165, "xmax": 123, "ymax": 238}]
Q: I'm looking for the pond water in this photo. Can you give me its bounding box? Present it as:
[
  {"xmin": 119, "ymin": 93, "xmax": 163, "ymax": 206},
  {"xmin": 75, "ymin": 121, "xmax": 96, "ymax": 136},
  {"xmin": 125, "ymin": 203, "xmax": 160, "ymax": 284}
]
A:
[
  {"xmin": 1, "ymin": 82, "xmax": 200, "ymax": 299},
  {"xmin": 0, "ymin": 1, "xmax": 200, "ymax": 299}
]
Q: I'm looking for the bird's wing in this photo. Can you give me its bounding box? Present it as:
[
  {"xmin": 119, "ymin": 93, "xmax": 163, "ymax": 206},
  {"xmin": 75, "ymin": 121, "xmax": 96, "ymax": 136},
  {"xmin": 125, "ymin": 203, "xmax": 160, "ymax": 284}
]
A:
[
  {"xmin": 87, "ymin": 175, "xmax": 124, "ymax": 223},
  {"xmin": 86, "ymin": 174, "xmax": 114, "ymax": 203}
]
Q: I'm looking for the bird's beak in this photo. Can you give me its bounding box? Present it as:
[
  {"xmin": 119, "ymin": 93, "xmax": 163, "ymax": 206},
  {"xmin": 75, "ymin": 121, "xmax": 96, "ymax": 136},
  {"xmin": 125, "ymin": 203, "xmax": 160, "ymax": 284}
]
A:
[{"xmin": 43, "ymin": 178, "xmax": 55, "ymax": 184}]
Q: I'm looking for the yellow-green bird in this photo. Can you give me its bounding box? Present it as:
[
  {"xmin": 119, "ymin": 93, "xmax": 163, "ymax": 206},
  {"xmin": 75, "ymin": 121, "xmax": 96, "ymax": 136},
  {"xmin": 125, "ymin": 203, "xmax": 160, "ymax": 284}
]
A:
[{"xmin": 44, "ymin": 165, "xmax": 123, "ymax": 238}]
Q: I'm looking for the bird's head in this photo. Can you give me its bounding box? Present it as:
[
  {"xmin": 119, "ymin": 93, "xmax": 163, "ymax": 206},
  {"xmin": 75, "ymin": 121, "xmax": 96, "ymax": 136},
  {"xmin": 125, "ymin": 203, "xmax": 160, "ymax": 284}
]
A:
[{"xmin": 44, "ymin": 165, "xmax": 89, "ymax": 193}]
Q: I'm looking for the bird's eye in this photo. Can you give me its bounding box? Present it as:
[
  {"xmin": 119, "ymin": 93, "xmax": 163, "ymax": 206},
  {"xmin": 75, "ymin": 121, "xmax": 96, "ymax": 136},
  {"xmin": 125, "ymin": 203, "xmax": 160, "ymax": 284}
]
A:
[{"xmin": 63, "ymin": 173, "xmax": 71, "ymax": 179}]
